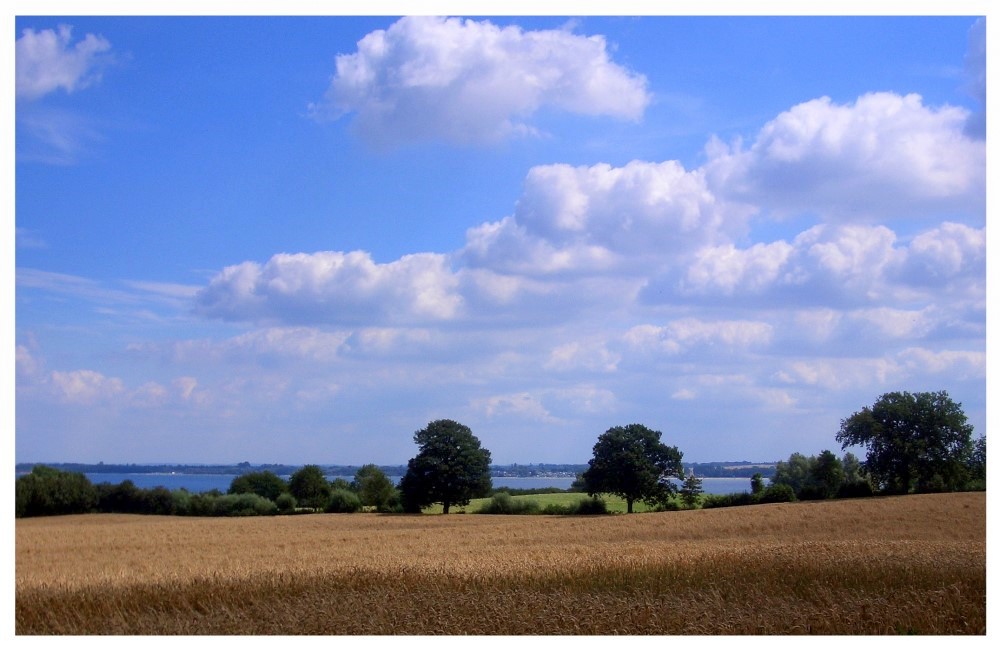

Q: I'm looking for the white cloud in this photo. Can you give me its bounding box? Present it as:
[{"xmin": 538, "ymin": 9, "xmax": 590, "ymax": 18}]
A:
[
  {"xmin": 681, "ymin": 241, "xmax": 794, "ymax": 295},
  {"xmin": 464, "ymin": 159, "xmax": 751, "ymax": 276},
  {"xmin": 898, "ymin": 221, "xmax": 985, "ymax": 284},
  {"xmin": 705, "ymin": 92, "xmax": 985, "ymax": 220},
  {"xmin": 897, "ymin": 347, "xmax": 986, "ymax": 378},
  {"xmin": 195, "ymin": 251, "xmax": 463, "ymax": 325},
  {"xmin": 624, "ymin": 318, "xmax": 773, "ymax": 355},
  {"xmin": 50, "ymin": 369, "xmax": 124, "ymax": 404},
  {"xmin": 474, "ymin": 392, "xmax": 560, "ymax": 423},
  {"xmin": 314, "ymin": 16, "xmax": 650, "ymax": 147},
  {"xmin": 545, "ymin": 340, "xmax": 620, "ymax": 373},
  {"xmin": 16, "ymin": 25, "xmax": 112, "ymax": 101}
]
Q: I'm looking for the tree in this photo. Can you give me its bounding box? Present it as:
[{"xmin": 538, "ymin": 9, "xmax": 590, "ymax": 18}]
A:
[
  {"xmin": 808, "ymin": 450, "xmax": 845, "ymax": 499},
  {"xmin": 399, "ymin": 419, "xmax": 492, "ymax": 514},
  {"xmin": 16, "ymin": 465, "xmax": 97, "ymax": 518},
  {"xmin": 750, "ymin": 472, "xmax": 765, "ymax": 495},
  {"xmin": 836, "ymin": 390, "xmax": 975, "ymax": 494},
  {"xmin": 352, "ymin": 464, "xmax": 398, "ymax": 512},
  {"xmin": 581, "ymin": 424, "xmax": 683, "ymax": 514},
  {"xmin": 228, "ymin": 470, "xmax": 287, "ymax": 502},
  {"xmin": 680, "ymin": 473, "xmax": 703, "ymax": 509},
  {"xmin": 967, "ymin": 436, "xmax": 986, "ymax": 485},
  {"xmin": 770, "ymin": 452, "xmax": 813, "ymax": 495},
  {"xmin": 288, "ymin": 465, "xmax": 331, "ymax": 510}
]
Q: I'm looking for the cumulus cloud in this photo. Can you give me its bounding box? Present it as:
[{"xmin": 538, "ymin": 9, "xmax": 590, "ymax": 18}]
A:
[
  {"xmin": 662, "ymin": 221, "xmax": 983, "ymax": 310},
  {"xmin": 194, "ymin": 251, "xmax": 463, "ymax": 325},
  {"xmin": 705, "ymin": 92, "xmax": 985, "ymax": 220},
  {"xmin": 313, "ymin": 16, "xmax": 650, "ymax": 147},
  {"xmin": 464, "ymin": 159, "xmax": 752, "ymax": 276},
  {"xmin": 16, "ymin": 25, "xmax": 112, "ymax": 101}
]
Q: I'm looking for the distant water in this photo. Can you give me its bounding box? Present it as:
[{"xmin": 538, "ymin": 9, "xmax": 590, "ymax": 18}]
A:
[{"xmin": 83, "ymin": 472, "xmax": 752, "ymax": 495}]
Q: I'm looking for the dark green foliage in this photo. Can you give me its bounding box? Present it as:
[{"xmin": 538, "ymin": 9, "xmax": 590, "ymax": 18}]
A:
[
  {"xmin": 758, "ymin": 483, "xmax": 796, "ymax": 503},
  {"xmin": 750, "ymin": 472, "xmax": 764, "ymax": 495},
  {"xmin": 700, "ymin": 491, "xmax": 757, "ymax": 509},
  {"xmin": 771, "ymin": 452, "xmax": 813, "ymax": 495},
  {"xmin": 572, "ymin": 495, "xmax": 609, "ymax": 515},
  {"xmin": 809, "ymin": 450, "xmax": 845, "ymax": 499},
  {"xmin": 329, "ymin": 477, "xmax": 353, "ymax": 492},
  {"xmin": 325, "ymin": 489, "xmax": 362, "ymax": 513},
  {"xmin": 399, "ymin": 419, "xmax": 492, "ymax": 514},
  {"xmin": 15, "ymin": 465, "xmax": 97, "ymax": 518},
  {"xmin": 228, "ymin": 471, "xmax": 288, "ymax": 502},
  {"xmin": 836, "ymin": 390, "xmax": 976, "ymax": 494},
  {"xmin": 275, "ymin": 492, "xmax": 297, "ymax": 514},
  {"xmin": 836, "ymin": 480, "xmax": 875, "ymax": 499},
  {"xmin": 582, "ymin": 423, "xmax": 683, "ymax": 514},
  {"xmin": 476, "ymin": 492, "xmax": 540, "ymax": 515},
  {"xmin": 288, "ymin": 465, "xmax": 332, "ymax": 510},
  {"xmin": 967, "ymin": 435, "xmax": 986, "ymax": 485},
  {"xmin": 352, "ymin": 464, "xmax": 399, "ymax": 512},
  {"xmin": 679, "ymin": 474, "xmax": 703, "ymax": 508},
  {"xmin": 212, "ymin": 493, "xmax": 278, "ymax": 516}
]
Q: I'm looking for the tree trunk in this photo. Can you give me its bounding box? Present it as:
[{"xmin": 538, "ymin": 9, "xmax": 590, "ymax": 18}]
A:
[
  {"xmin": 627, "ymin": 498, "xmax": 634, "ymax": 514},
  {"xmin": 442, "ymin": 501, "xmax": 450, "ymax": 514}
]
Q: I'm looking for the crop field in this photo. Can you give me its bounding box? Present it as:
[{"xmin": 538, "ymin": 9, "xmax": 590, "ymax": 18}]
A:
[{"xmin": 16, "ymin": 492, "xmax": 985, "ymax": 635}]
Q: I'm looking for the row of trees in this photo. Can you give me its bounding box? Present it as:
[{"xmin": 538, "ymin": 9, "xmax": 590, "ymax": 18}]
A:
[{"xmin": 15, "ymin": 390, "xmax": 986, "ymax": 519}]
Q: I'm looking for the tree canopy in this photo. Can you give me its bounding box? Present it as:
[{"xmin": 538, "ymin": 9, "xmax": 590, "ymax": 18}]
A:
[
  {"xmin": 836, "ymin": 390, "xmax": 975, "ymax": 494},
  {"xmin": 288, "ymin": 464, "xmax": 331, "ymax": 510},
  {"xmin": 228, "ymin": 470, "xmax": 287, "ymax": 502},
  {"xmin": 352, "ymin": 464, "xmax": 399, "ymax": 512},
  {"xmin": 399, "ymin": 419, "xmax": 492, "ymax": 514},
  {"xmin": 581, "ymin": 423, "xmax": 683, "ymax": 513}
]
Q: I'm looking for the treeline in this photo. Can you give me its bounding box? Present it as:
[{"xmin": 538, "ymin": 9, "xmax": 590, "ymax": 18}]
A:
[
  {"xmin": 14, "ymin": 462, "xmax": 587, "ymax": 519},
  {"xmin": 15, "ymin": 464, "xmax": 398, "ymax": 518}
]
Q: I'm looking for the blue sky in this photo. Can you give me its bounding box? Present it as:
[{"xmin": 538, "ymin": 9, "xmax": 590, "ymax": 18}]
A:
[{"xmin": 10, "ymin": 5, "xmax": 990, "ymax": 465}]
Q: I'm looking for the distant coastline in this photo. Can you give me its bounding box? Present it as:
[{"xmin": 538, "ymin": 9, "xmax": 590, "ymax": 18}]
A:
[{"xmin": 15, "ymin": 460, "xmax": 776, "ymax": 479}]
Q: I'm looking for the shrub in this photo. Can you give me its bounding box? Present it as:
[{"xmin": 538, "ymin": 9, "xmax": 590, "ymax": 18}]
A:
[
  {"xmin": 759, "ymin": 483, "xmax": 796, "ymax": 504},
  {"xmin": 541, "ymin": 502, "xmax": 573, "ymax": 515},
  {"xmin": 325, "ymin": 489, "xmax": 362, "ymax": 513},
  {"xmin": 16, "ymin": 467, "xmax": 97, "ymax": 518},
  {"xmin": 213, "ymin": 493, "xmax": 278, "ymax": 516},
  {"xmin": 275, "ymin": 492, "xmax": 297, "ymax": 514},
  {"xmin": 571, "ymin": 496, "xmax": 608, "ymax": 515},
  {"xmin": 836, "ymin": 480, "xmax": 875, "ymax": 499},
  {"xmin": 701, "ymin": 492, "xmax": 755, "ymax": 509},
  {"xmin": 476, "ymin": 492, "xmax": 540, "ymax": 515}
]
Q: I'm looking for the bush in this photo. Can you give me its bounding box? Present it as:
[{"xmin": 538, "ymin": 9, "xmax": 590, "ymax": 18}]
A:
[
  {"xmin": 759, "ymin": 483, "xmax": 796, "ymax": 504},
  {"xmin": 701, "ymin": 492, "xmax": 755, "ymax": 509},
  {"xmin": 476, "ymin": 492, "xmax": 540, "ymax": 515},
  {"xmin": 275, "ymin": 492, "xmax": 297, "ymax": 514},
  {"xmin": 541, "ymin": 502, "xmax": 574, "ymax": 515},
  {"xmin": 16, "ymin": 467, "xmax": 98, "ymax": 518},
  {"xmin": 212, "ymin": 493, "xmax": 278, "ymax": 516},
  {"xmin": 325, "ymin": 489, "xmax": 362, "ymax": 513},
  {"xmin": 836, "ymin": 480, "xmax": 875, "ymax": 499},
  {"xmin": 571, "ymin": 496, "xmax": 608, "ymax": 515}
]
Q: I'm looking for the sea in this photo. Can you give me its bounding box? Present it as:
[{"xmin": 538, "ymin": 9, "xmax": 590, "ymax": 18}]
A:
[{"xmin": 80, "ymin": 472, "xmax": 753, "ymax": 495}]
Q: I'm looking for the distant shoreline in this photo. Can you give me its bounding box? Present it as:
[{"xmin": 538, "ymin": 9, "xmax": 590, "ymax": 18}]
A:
[{"xmin": 15, "ymin": 460, "xmax": 777, "ymax": 478}]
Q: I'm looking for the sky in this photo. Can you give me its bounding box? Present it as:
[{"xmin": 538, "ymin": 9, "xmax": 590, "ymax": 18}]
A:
[{"xmin": 9, "ymin": 4, "xmax": 992, "ymax": 466}]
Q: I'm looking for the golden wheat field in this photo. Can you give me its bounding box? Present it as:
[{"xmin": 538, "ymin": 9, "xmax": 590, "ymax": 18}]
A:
[{"xmin": 15, "ymin": 492, "xmax": 985, "ymax": 635}]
